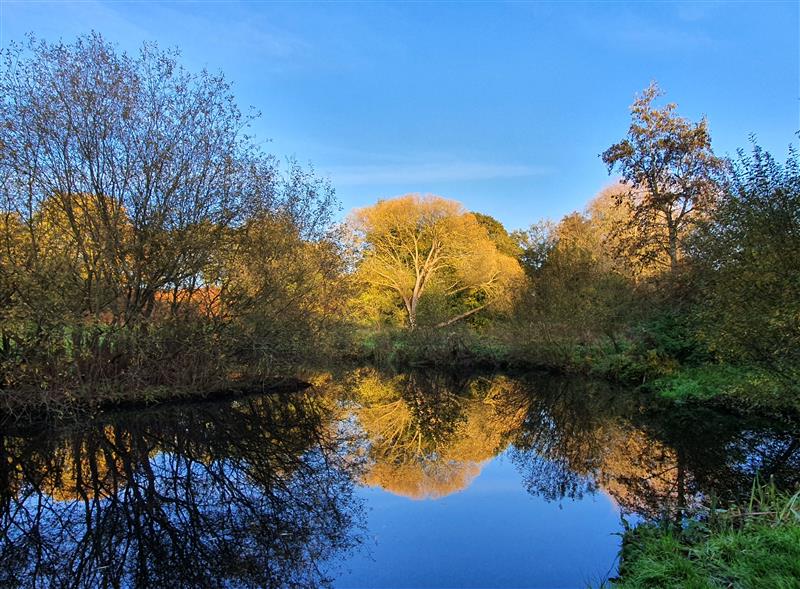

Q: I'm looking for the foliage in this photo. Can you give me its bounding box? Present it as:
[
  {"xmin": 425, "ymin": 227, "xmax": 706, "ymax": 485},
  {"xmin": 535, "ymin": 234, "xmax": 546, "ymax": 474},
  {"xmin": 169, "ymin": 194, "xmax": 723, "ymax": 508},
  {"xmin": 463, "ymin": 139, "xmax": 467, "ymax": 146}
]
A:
[
  {"xmin": 0, "ymin": 38, "xmax": 796, "ymax": 426},
  {"xmin": 472, "ymin": 211, "xmax": 522, "ymax": 258},
  {"xmin": 0, "ymin": 34, "xmax": 344, "ymax": 404},
  {"xmin": 358, "ymin": 326, "xmax": 509, "ymax": 369},
  {"xmin": 510, "ymin": 190, "xmax": 642, "ymax": 370},
  {"xmin": 349, "ymin": 194, "xmax": 523, "ymax": 329},
  {"xmin": 688, "ymin": 142, "xmax": 800, "ymax": 384},
  {"xmin": 512, "ymin": 219, "xmax": 557, "ymax": 274},
  {"xmin": 351, "ymin": 133, "xmax": 800, "ymax": 419},
  {"xmin": 497, "ymin": 85, "xmax": 798, "ymax": 414},
  {"xmin": 601, "ymin": 82, "xmax": 725, "ymax": 272}
]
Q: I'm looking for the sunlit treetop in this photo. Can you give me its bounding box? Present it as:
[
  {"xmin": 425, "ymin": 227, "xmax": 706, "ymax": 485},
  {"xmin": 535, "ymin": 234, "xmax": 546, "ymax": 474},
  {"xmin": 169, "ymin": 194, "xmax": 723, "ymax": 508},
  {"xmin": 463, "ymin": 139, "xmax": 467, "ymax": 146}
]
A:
[{"xmin": 349, "ymin": 194, "xmax": 524, "ymax": 329}]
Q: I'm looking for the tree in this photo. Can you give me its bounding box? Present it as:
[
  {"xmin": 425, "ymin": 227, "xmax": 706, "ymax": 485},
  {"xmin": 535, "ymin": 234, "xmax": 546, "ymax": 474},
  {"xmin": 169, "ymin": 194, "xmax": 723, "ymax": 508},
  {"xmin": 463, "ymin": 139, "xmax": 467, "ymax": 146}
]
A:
[
  {"xmin": 519, "ymin": 210, "xmax": 636, "ymax": 350},
  {"xmin": 689, "ymin": 142, "xmax": 800, "ymax": 381},
  {"xmin": 0, "ymin": 34, "xmax": 340, "ymax": 395},
  {"xmin": 585, "ymin": 182, "xmax": 654, "ymax": 278},
  {"xmin": 601, "ymin": 82, "xmax": 724, "ymax": 272},
  {"xmin": 350, "ymin": 194, "xmax": 523, "ymax": 329},
  {"xmin": 512, "ymin": 219, "xmax": 557, "ymax": 276},
  {"xmin": 0, "ymin": 34, "xmax": 256, "ymax": 325}
]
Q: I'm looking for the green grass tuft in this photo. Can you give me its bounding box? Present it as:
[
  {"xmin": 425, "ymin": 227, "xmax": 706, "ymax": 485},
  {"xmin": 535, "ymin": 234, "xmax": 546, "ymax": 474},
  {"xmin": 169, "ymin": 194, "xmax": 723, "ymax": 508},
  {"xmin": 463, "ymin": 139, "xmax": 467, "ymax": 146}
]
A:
[{"xmin": 612, "ymin": 480, "xmax": 800, "ymax": 588}]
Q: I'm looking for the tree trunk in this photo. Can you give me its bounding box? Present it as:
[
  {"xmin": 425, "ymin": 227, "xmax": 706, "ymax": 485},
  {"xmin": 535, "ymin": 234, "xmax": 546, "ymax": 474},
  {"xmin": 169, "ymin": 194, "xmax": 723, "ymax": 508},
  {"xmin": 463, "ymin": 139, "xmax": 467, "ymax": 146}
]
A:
[{"xmin": 668, "ymin": 223, "xmax": 679, "ymax": 272}]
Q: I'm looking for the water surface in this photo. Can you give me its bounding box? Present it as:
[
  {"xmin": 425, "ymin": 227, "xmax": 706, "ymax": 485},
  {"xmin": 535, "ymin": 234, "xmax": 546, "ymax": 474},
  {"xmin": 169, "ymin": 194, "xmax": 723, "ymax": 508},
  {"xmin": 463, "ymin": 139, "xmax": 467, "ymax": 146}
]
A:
[{"xmin": 1, "ymin": 369, "xmax": 797, "ymax": 588}]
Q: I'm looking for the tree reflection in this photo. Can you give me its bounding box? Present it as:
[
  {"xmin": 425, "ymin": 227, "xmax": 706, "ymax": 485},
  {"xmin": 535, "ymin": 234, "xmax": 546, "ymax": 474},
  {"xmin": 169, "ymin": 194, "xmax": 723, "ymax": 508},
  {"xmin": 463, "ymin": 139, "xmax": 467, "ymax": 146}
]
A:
[
  {"xmin": 507, "ymin": 375, "xmax": 800, "ymax": 519},
  {"xmin": 348, "ymin": 369, "xmax": 529, "ymax": 499},
  {"xmin": 346, "ymin": 368, "xmax": 799, "ymax": 522},
  {"xmin": 3, "ymin": 371, "xmax": 795, "ymax": 588},
  {"xmin": 0, "ymin": 393, "xmax": 365, "ymax": 589}
]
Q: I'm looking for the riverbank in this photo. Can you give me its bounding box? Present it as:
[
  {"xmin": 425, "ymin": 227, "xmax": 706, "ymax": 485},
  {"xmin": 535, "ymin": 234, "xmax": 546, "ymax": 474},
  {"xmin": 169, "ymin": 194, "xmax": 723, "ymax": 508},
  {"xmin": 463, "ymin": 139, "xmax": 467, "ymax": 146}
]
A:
[
  {"xmin": 356, "ymin": 327, "xmax": 800, "ymax": 417},
  {"xmin": 0, "ymin": 375, "xmax": 311, "ymax": 424},
  {"xmin": 611, "ymin": 482, "xmax": 800, "ymax": 588}
]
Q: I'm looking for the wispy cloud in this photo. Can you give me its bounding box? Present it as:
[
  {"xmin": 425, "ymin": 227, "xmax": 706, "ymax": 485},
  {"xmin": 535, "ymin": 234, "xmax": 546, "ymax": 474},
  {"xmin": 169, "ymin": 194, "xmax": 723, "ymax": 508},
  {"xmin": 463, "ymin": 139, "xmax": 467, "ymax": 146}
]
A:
[
  {"xmin": 616, "ymin": 20, "xmax": 715, "ymax": 51},
  {"xmin": 575, "ymin": 9, "xmax": 718, "ymax": 52},
  {"xmin": 327, "ymin": 161, "xmax": 550, "ymax": 186},
  {"xmin": 54, "ymin": 2, "xmax": 314, "ymax": 73}
]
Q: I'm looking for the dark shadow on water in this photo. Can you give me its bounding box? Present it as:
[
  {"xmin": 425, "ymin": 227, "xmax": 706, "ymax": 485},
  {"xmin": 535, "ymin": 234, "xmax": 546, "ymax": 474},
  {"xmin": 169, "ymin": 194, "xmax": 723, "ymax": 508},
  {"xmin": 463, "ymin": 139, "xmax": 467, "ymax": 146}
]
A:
[{"xmin": 505, "ymin": 374, "xmax": 800, "ymax": 517}]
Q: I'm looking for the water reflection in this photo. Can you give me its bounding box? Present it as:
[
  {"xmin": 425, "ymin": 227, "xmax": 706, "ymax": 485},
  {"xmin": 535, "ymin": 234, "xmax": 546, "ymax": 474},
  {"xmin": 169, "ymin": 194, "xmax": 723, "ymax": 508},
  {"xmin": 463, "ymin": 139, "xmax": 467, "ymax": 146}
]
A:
[
  {"xmin": 343, "ymin": 369, "xmax": 799, "ymax": 517},
  {"xmin": 0, "ymin": 371, "xmax": 797, "ymax": 588},
  {"xmin": 0, "ymin": 393, "xmax": 365, "ymax": 589},
  {"xmin": 346, "ymin": 369, "xmax": 528, "ymax": 499}
]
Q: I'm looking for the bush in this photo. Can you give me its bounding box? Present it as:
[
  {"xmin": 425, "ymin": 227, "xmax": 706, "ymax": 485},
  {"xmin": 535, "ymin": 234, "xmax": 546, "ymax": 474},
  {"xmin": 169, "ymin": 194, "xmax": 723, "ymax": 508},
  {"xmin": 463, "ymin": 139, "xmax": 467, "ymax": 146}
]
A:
[{"xmin": 357, "ymin": 326, "xmax": 510, "ymax": 369}]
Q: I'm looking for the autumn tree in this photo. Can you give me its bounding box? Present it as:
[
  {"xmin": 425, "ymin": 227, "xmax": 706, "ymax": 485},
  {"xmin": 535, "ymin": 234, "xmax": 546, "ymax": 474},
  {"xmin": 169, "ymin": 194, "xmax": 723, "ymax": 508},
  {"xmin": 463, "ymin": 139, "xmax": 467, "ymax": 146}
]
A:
[
  {"xmin": 218, "ymin": 169, "xmax": 345, "ymax": 369},
  {"xmin": 0, "ymin": 34, "xmax": 254, "ymax": 326},
  {"xmin": 350, "ymin": 194, "xmax": 523, "ymax": 329},
  {"xmin": 517, "ymin": 208, "xmax": 637, "ymax": 351},
  {"xmin": 0, "ymin": 34, "xmax": 340, "ymax": 396},
  {"xmin": 601, "ymin": 82, "xmax": 724, "ymax": 272}
]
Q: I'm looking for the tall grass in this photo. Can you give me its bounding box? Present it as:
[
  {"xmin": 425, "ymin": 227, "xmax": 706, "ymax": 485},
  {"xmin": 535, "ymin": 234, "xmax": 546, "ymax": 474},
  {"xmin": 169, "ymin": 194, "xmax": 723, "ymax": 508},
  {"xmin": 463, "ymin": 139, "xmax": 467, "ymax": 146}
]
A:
[{"xmin": 611, "ymin": 478, "xmax": 800, "ymax": 588}]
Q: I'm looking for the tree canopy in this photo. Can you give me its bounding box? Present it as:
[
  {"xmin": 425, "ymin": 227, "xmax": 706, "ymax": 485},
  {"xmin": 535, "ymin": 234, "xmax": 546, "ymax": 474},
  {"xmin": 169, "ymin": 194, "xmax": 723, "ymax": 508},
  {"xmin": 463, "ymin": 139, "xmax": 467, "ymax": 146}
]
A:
[
  {"xmin": 349, "ymin": 194, "xmax": 523, "ymax": 329},
  {"xmin": 601, "ymin": 82, "xmax": 724, "ymax": 272},
  {"xmin": 0, "ymin": 33, "xmax": 342, "ymax": 397}
]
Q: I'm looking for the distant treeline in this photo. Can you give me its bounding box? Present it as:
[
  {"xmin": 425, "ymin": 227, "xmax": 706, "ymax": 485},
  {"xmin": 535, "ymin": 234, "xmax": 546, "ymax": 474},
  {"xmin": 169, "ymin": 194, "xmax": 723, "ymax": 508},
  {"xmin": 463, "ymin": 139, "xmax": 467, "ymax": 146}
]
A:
[{"xmin": 1, "ymin": 34, "xmax": 797, "ymax": 414}]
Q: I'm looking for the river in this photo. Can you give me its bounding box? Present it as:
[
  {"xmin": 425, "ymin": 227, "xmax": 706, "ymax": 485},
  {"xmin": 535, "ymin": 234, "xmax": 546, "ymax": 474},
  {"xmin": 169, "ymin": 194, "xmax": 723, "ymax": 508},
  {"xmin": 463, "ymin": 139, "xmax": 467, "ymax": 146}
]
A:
[{"xmin": 1, "ymin": 368, "xmax": 797, "ymax": 588}]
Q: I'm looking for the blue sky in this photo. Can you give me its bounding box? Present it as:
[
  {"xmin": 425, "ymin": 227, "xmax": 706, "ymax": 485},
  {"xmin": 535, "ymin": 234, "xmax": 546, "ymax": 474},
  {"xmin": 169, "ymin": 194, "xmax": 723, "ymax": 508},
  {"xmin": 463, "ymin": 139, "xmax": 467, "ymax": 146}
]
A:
[{"xmin": 1, "ymin": 1, "xmax": 797, "ymax": 231}]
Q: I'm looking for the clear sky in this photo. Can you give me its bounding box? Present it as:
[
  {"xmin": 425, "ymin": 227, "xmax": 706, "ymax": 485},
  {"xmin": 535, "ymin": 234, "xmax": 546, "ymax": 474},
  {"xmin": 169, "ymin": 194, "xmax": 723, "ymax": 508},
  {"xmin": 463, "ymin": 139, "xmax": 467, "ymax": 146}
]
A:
[{"xmin": 1, "ymin": 1, "xmax": 797, "ymax": 231}]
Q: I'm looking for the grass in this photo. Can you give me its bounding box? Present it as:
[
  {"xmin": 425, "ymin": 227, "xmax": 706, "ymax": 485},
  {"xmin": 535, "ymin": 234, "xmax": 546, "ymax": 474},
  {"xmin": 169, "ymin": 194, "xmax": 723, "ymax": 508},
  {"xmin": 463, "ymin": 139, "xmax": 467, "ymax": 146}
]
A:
[
  {"xmin": 611, "ymin": 480, "xmax": 800, "ymax": 589},
  {"xmin": 654, "ymin": 364, "xmax": 800, "ymax": 415},
  {"xmin": 357, "ymin": 326, "xmax": 512, "ymax": 369}
]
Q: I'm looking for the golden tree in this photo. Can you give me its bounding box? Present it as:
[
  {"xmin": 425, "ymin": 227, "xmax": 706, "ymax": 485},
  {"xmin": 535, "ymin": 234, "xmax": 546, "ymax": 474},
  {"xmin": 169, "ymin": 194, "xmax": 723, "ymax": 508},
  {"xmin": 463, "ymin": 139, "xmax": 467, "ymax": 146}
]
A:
[
  {"xmin": 601, "ymin": 82, "xmax": 724, "ymax": 272},
  {"xmin": 350, "ymin": 194, "xmax": 523, "ymax": 328}
]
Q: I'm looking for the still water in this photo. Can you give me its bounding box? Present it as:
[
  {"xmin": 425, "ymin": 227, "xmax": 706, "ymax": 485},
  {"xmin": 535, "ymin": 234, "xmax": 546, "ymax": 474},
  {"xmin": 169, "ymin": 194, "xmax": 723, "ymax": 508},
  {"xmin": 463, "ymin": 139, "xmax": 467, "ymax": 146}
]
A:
[{"xmin": 1, "ymin": 369, "xmax": 797, "ymax": 588}]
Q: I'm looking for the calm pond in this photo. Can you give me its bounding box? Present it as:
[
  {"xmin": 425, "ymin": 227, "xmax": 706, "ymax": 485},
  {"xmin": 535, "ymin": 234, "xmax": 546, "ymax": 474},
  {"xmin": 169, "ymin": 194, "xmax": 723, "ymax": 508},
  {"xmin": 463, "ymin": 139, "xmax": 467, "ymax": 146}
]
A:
[{"xmin": 1, "ymin": 369, "xmax": 798, "ymax": 588}]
